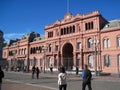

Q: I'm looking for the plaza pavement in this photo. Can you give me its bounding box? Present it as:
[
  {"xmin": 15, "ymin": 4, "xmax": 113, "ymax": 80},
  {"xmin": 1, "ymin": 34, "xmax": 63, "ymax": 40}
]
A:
[
  {"xmin": 2, "ymin": 70, "xmax": 120, "ymax": 90},
  {"xmin": 4, "ymin": 70, "xmax": 120, "ymax": 81}
]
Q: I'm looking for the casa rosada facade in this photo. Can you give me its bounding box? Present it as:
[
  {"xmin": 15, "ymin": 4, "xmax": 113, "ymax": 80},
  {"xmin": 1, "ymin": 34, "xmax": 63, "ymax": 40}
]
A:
[{"xmin": 3, "ymin": 11, "xmax": 120, "ymax": 74}]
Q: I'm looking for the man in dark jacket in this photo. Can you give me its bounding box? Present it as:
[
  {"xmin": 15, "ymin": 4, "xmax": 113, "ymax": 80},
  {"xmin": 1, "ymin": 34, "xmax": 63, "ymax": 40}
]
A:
[
  {"xmin": 0, "ymin": 66, "xmax": 4, "ymax": 90},
  {"xmin": 82, "ymin": 64, "xmax": 92, "ymax": 90}
]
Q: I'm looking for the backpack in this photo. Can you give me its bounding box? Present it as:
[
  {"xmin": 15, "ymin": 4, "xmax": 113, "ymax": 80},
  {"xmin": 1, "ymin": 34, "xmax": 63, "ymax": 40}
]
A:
[{"xmin": 84, "ymin": 69, "xmax": 92, "ymax": 83}]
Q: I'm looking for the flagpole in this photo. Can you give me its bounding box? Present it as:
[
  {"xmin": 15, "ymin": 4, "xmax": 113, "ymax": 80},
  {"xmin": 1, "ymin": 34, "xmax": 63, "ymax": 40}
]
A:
[{"xmin": 67, "ymin": 0, "xmax": 70, "ymax": 13}]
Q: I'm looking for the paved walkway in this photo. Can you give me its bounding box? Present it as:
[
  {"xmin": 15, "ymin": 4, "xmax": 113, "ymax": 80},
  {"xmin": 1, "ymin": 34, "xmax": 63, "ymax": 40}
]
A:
[
  {"xmin": 2, "ymin": 71, "xmax": 120, "ymax": 90},
  {"xmin": 4, "ymin": 70, "xmax": 120, "ymax": 82}
]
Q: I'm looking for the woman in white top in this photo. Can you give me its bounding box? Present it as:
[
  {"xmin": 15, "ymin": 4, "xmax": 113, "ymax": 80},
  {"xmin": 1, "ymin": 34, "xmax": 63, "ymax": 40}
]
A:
[{"xmin": 58, "ymin": 66, "xmax": 67, "ymax": 90}]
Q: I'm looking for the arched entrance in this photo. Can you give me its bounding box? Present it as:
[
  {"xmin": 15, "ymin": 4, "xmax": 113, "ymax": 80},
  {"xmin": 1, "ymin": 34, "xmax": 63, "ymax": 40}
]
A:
[{"xmin": 62, "ymin": 43, "xmax": 73, "ymax": 70}]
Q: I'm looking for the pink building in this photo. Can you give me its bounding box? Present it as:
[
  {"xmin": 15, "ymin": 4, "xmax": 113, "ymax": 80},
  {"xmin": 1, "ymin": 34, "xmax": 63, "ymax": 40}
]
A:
[{"xmin": 3, "ymin": 11, "xmax": 120, "ymax": 74}]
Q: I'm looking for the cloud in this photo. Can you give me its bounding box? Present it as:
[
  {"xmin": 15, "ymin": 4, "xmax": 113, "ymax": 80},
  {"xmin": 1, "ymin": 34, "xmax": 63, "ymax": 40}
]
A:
[{"xmin": 4, "ymin": 33, "xmax": 24, "ymax": 42}]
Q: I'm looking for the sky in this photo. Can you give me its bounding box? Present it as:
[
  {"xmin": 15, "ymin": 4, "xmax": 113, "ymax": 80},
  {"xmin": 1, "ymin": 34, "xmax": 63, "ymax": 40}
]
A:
[{"xmin": 0, "ymin": 0, "xmax": 120, "ymax": 42}]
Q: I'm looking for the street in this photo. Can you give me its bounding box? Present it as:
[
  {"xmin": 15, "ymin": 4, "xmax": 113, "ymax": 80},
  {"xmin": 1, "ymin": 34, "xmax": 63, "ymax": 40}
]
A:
[{"xmin": 2, "ymin": 71, "xmax": 120, "ymax": 90}]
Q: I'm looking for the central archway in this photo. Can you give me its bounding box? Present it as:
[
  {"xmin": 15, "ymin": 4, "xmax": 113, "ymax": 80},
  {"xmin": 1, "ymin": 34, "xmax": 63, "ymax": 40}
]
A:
[{"xmin": 62, "ymin": 43, "xmax": 73, "ymax": 70}]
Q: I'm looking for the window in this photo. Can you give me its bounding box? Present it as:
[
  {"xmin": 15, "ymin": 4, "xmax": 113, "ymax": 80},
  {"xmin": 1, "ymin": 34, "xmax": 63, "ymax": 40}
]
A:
[
  {"xmin": 67, "ymin": 27, "xmax": 69, "ymax": 34},
  {"xmin": 30, "ymin": 48, "xmax": 33, "ymax": 54},
  {"xmin": 61, "ymin": 29, "xmax": 63, "ymax": 35},
  {"xmin": 88, "ymin": 55, "xmax": 94, "ymax": 68},
  {"xmin": 70, "ymin": 26, "xmax": 72, "ymax": 33},
  {"xmin": 49, "ymin": 44, "xmax": 52, "ymax": 52},
  {"xmin": 73, "ymin": 25, "xmax": 75, "ymax": 33},
  {"xmin": 85, "ymin": 21, "xmax": 94, "ymax": 30},
  {"xmin": 85, "ymin": 23, "xmax": 88, "ymax": 30},
  {"xmin": 88, "ymin": 38, "xmax": 92, "ymax": 48},
  {"xmin": 77, "ymin": 42, "xmax": 81, "ymax": 50},
  {"xmin": 38, "ymin": 47, "xmax": 42, "ymax": 53},
  {"xmin": 48, "ymin": 57, "xmax": 52, "ymax": 67},
  {"xmin": 117, "ymin": 37, "xmax": 120, "ymax": 47},
  {"xmin": 118, "ymin": 54, "xmax": 120, "ymax": 66},
  {"xmin": 48, "ymin": 31, "xmax": 53, "ymax": 38},
  {"xmin": 103, "ymin": 38, "xmax": 110, "ymax": 48},
  {"xmin": 22, "ymin": 49, "xmax": 24, "ymax": 55},
  {"xmin": 64, "ymin": 28, "xmax": 66, "ymax": 34},
  {"xmin": 107, "ymin": 39, "xmax": 110, "ymax": 48},
  {"xmin": 33, "ymin": 47, "xmax": 35, "ymax": 54},
  {"xmin": 55, "ymin": 45, "xmax": 59, "ymax": 52},
  {"xmin": 24, "ymin": 48, "xmax": 26, "ymax": 54},
  {"xmin": 104, "ymin": 55, "xmax": 111, "ymax": 67},
  {"xmin": 60, "ymin": 25, "xmax": 75, "ymax": 35},
  {"xmin": 103, "ymin": 39, "xmax": 107, "ymax": 48},
  {"xmin": 91, "ymin": 22, "xmax": 94, "ymax": 29}
]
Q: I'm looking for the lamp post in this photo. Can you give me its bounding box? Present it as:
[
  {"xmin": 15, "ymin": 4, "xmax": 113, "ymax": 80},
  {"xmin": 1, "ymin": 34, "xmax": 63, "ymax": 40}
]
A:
[
  {"xmin": 92, "ymin": 39, "xmax": 99, "ymax": 76},
  {"xmin": 57, "ymin": 46, "xmax": 59, "ymax": 71},
  {"xmin": 42, "ymin": 46, "xmax": 47, "ymax": 73}
]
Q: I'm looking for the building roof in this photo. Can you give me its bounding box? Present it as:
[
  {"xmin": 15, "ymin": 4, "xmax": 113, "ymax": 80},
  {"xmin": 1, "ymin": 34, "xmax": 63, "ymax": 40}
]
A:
[
  {"xmin": 102, "ymin": 19, "xmax": 120, "ymax": 29},
  {"xmin": 22, "ymin": 31, "xmax": 35, "ymax": 39},
  {"xmin": 33, "ymin": 36, "xmax": 45, "ymax": 42}
]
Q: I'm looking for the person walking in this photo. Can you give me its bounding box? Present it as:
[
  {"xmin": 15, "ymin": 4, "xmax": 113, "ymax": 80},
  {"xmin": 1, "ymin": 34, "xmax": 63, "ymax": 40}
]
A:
[
  {"xmin": 58, "ymin": 66, "xmax": 67, "ymax": 90},
  {"xmin": 32, "ymin": 66, "xmax": 36, "ymax": 79},
  {"xmin": 36, "ymin": 67, "xmax": 40, "ymax": 79},
  {"xmin": 50, "ymin": 64, "xmax": 53, "ymax": 73},
  {"xmin": 0, "ymin": 66, "xmax": 4, "ymax": 90},
  {"xmin": 82, "ymin": 64, "xmax": 92, "ymax": 90},
  {"xmin": 76, "ymin": 66, "xmax": 79, "ymax": 75}
]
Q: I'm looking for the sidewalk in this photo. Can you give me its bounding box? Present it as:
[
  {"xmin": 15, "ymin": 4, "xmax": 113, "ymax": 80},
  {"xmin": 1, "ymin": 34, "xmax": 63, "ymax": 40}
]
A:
[{"xmin": 4, "ymin": 70, "xmax": 120, "ymax": 82}]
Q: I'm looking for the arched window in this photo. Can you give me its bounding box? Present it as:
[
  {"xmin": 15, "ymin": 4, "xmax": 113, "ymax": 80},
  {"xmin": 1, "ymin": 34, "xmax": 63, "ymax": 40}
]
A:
[
  {"xmin": 103, "ymin": 39, "xmax": 107, "ymax": 48},
  {"xmin": 77, "ymin": 42, "xmax": 81, "ymax": 50},
  {"xmin": 88, "ymin": 22, "xmax": 91, "ymax": 29},
  {"xmin": 88, "ymin": 38, "xmax": 92, "ymax": 48},
  {"xmin": 107, "ymin": 39, "xmax": 110, "ymax": 48},
  {"xmin": 64, "ymin": 28, "xmax": 66, "ymax": 35},
  {"xmin": 91, "ymin": 21, "xmax": 94, "ymax": 29},
  {"xmin": 49, "ymin": 44, "xmax": 52, "ymax": 52},
  {"xmin": 85, "ymin": 23, "xmax": 88, "ymax": 30},
  {"xmin": 30, "ymin": 48, "xmax": 32, "ymax": 54},
  {"xmin": 88, "ymin": 55, "xmax": 94, "ymax": 68},
  {"xmin": 33, "ymin": 47, "xmax": 35, "ymax": 54},
  {"xmin": 73, "ymin": 25, "xmax": 75, "ymax": 33},
  {"xmin": 24, "ymin": 48, "xmax": 26, "ymax": 54},
  {"xmin": 117, "ymin": 37, "xmax": 120, "ymax": 46},
  {"xmin": 22, "ymin": 49, "xmax": 24, "ymax": 55},
  {"xmin": 67, "ymin": 27, "xmax": 69, "ymax": 34},
  {"xmin": 61, "ymin": 28, "xmax": 63, "ymax": 35},
  {"xmin": 36, "ymin": 47, "xmax": 38, "ymax": 54},
  {"xmin": 103, "ymin": 38, "xmax": 110, "ymax": 48},
  {"xmin": 104, "ymin": 55, "xmax": 111, "ymax": 67},
  {"xmin": 70, "ymin": 26, "xmax": 72, "ymax": 33},
  {"xmin": 39, "ymin": 46, "xmax": 42, "ymax": 53},
  {"xmin": 49, "ymin": 57, "xmax": 52, "ymax": 67}
]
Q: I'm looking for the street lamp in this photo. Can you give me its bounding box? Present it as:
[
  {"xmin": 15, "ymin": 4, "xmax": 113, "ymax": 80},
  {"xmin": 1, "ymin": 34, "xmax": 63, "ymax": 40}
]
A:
[
  {"xmin": 57, "ymin": 47, "xmax": 59, "ymax": 71},
  {"xmin": 42, "ymin": 45, "xmax": 47, "ymax": 73},
  {"xmin": 92, "ymin": 39, "xmax": 99, "ymax": 76}
]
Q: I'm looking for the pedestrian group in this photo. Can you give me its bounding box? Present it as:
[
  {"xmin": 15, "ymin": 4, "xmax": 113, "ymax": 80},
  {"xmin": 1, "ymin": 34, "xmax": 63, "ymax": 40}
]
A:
[
  {"xmin": 1, "ymin": 64, "xmax": 92, "ymax": 90},
  {"xmin": 32, "ymin": 66, "xmax": 40, "ymax": 79}
]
